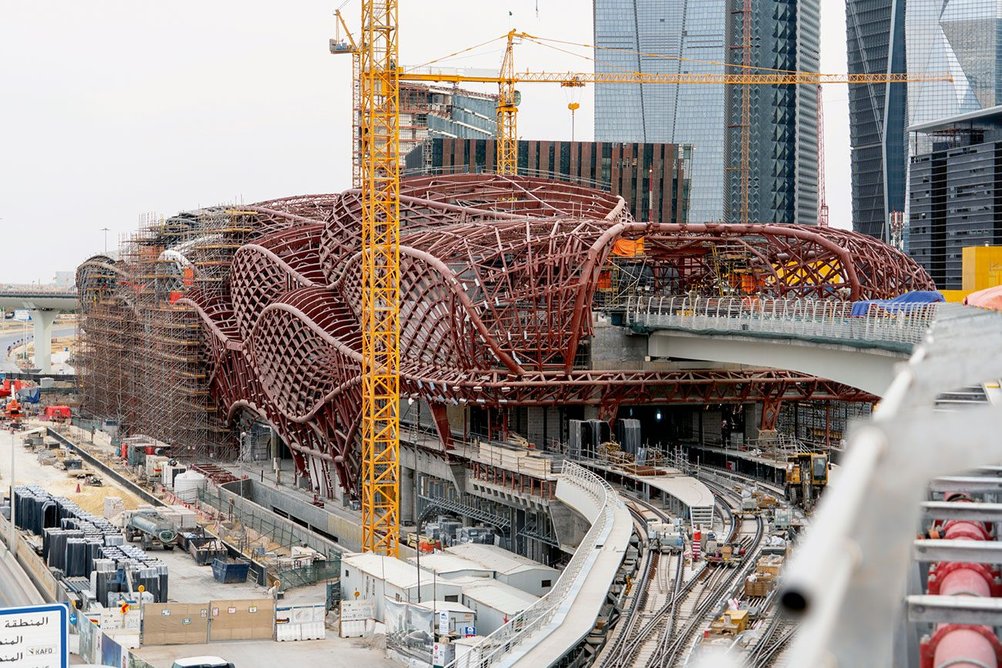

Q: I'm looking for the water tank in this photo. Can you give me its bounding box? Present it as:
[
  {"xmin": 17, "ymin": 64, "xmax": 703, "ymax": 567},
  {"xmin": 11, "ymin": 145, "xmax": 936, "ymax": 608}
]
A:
[{"xmin": 173, "ymin": 470, "xmax": 207, "ymax": 503}]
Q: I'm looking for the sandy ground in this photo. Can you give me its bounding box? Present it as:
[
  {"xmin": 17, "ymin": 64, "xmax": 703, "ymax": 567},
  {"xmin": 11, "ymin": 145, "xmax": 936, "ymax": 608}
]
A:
[{"xmin": 0, "ymin": 428, "xmax": 144, "ymax": 515}]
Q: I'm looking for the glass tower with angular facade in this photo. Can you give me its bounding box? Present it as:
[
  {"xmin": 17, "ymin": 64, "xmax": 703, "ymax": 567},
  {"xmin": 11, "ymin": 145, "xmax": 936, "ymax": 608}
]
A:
[
  {"xmin": 593, "ymin": 1, "xmax": 726, "ymax": 223},
  {"xmin": 594, "ymin": 0, "xmax": 819, "ymax": 225},
  {"xmin": 846, "ymin": 0, "xmax": 908, "ymax": 241},
  {"xmin": 906, "ymin": 0, "xmax": 1002, "ymax": 139},
  {"xmin": 904, "ymin": 0, "xmax": 1002, "ymax": 260}
]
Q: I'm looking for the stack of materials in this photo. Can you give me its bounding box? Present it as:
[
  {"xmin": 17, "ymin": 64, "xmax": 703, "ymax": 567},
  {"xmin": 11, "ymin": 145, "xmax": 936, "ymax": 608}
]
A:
[
  {"xmin": 567, "ymin": 419, "xmax": 612, "ymax": 459},
  {"xmin": 478, "ymin": 441, "xmax": 555, "ymax": 477},
  {"xmin": 743, "ymin": 554, "xmax": 784, "ymax": 597},
  {"xmin": 617, "ymin": 419, "xmax": 641, "ymax": 456},
  {"xmin": 13, "ymin": 485, "xmax": 169, "ymax": 606}
]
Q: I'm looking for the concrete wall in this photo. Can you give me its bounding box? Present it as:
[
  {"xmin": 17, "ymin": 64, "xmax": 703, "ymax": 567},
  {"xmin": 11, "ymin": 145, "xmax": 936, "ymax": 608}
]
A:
[
  {"xmin": 523, "ymin": 407, "xmax": 562, "ymax": 450},
  {"xmin": 224, "ymin": 479, "xmax": 360, "ymax": 553},
  {"xmin": 591, "ymin": 319, "xmax": 648, "ymax": 370},
  {"xmin": 212, "ymin": 481, "xmax": 344, "ymax": 557},
  {"xmin": 648, "ymin": 331, "xmax": 899, "ymax": 396}
]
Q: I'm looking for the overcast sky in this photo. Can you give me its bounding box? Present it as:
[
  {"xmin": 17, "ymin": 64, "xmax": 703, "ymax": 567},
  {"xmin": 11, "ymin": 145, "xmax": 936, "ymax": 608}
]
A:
[{"xmin": 0, "ymin": 1, "xmax": 850, "ymax": 284}]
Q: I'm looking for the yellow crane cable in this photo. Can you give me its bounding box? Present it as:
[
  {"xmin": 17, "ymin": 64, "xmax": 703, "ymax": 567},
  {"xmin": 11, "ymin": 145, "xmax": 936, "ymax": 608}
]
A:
[
  {"xmin": 404, "ymin": 33, "xmax": 512, "ymax": 73},
  {"xmin": 527, "ymin": 33, "xmax": 809, "ymax": 75}
]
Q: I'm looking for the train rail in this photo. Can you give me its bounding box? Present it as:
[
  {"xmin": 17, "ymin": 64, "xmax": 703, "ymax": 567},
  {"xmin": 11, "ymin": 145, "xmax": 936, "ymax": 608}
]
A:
[{"xmin": 654, "ymin": 479, "xmax": 765, "ymax": 666}]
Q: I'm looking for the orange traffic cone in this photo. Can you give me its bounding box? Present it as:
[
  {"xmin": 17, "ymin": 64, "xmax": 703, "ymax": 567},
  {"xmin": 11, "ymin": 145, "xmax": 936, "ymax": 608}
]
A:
[{"xmin": 75, "ymin": 483, "xmax": 81, "ymax": 493}]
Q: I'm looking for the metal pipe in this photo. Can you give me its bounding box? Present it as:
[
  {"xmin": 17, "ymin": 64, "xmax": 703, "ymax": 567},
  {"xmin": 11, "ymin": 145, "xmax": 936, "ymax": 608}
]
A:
[
  {"xmin": 932, "ymin": 628, "xmax": 997, "ymax": 668},
  {"xmin": 781, "ymin": 427, "xmax": 883, "ymax": 618}
]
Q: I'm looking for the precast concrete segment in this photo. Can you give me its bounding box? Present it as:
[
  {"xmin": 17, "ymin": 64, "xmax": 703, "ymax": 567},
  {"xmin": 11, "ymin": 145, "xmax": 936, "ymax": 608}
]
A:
[{"xmin": 74, "ymin": 174, "xmax": 931, "ymax": 500}]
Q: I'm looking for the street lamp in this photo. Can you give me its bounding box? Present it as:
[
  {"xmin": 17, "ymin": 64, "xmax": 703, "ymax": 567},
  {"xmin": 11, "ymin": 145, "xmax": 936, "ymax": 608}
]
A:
[{"xmin": 101, "ymin": 227, "xmax": 110, "ymax": 254}]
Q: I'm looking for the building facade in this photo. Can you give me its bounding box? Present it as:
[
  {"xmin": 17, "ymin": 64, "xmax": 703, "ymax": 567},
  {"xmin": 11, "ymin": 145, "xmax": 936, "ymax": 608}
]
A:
[
  {"xmin": 593, "ymin": 0, "xmax": 819, "ymax": 225},
  {"xmin": 909, "ymin": 107, "xmax": 1002, "ymax": 289},
  {"xmin": 404, "ymin": 137, "xmax": 692, "ymax": 224},
  {"xmin": 399, "ymin": 84, "xmax": 496, "ymax": 170},
  {"xmin": 906, "ymin": 0, "xmax": 1002, "ymax": 141},
  {"xmin": 846, "ymin": 0, "xmax": 908, "ymax": 241}
]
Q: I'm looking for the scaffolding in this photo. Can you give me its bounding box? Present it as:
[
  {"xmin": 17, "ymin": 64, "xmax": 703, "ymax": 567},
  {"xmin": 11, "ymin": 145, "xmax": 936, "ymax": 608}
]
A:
[
  {"xmin": 777, "ymin": 400, "xmax": 873, "ymax": 449},
  {"xmin": 76, "ymin": 208, "xmax": 249, "ymax": 461}
]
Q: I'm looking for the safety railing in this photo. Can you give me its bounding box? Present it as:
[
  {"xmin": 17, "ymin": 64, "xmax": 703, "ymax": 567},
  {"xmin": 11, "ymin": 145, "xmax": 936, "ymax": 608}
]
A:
[
  {"xmin": 624, "ymin": 295, "xmax": 944, "ymax": 351},
  {"xmin": 448, "ymin": 460, "xmax": 620, "ymax": 668},
  {"xmin": 0, "ymin": 283, "xmax": 78, "ymax": 296}
]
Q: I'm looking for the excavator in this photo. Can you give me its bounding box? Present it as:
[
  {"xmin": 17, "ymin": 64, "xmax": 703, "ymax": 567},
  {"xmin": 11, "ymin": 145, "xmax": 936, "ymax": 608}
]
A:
[{"xmin": 4, "ymin": 397, "xmax": 24, "ymax": 429}]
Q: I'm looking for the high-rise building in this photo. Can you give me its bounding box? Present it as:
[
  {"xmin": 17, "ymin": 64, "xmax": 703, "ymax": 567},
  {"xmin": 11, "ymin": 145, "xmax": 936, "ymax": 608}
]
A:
[
  {"xmin": 593, "ymin": 0, "xmax": 819, "ymax": 225},
  {"xmin": 906, "ymin": 1, "xmax": 1002, "ymax": 139},
  {"xmin": 403, "ymin": 137, "xmax": 692, "ymax": 224},
  {"xmin": 908, "ymin": 107, "xmax": 1002, "ymax": 289},
  {"xmin": 399, "ymin": 83, "xmax": 496, "ymax": 170},
  {"xmin": 846, "ymin": 0, "xmax": 908, "ymax": 241},
  {"xmin": 902, "ymin": 1, "xmax": 1002, "ymax": 254}
]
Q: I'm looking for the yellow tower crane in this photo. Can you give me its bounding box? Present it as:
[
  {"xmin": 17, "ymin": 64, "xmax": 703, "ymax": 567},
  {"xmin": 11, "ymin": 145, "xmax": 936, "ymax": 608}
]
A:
[
  {"xmin": 339, "ymin": 11, "xmax": 950, "ymax": 556},
  {"xmin": 357, "ymin": 0, "xmax": 401, "ymax": 557},
  {"xmin": 330, "ymin": 9, "xmax": 361, "ymax": 189},
  {"xmin": 399, "ymin": 30, "xmax": 950, "ymax": 222}
]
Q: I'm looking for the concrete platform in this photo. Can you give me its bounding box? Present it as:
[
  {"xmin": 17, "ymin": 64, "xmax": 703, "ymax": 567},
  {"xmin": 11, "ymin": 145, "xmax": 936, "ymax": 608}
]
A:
[
  {"xmin": 505, "ymin": 481, "xmax": 633, "ymax": 667},
  {"xmin": 639, "ymin": 474, "xmax": 715, "ymax": 509},
  {"xmin": 133, "ymin": 637, "xmax": 396, "ymax": 668}
]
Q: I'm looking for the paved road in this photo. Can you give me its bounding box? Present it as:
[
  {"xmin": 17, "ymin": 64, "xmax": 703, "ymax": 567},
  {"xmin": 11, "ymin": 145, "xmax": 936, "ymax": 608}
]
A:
[
  {"xmin": 0, "ymin": 325, "xmax": 77, "ymax": 373},
  {"xmin": 0, "ymin": 547, "xmax": 45, "ymax": 607}
]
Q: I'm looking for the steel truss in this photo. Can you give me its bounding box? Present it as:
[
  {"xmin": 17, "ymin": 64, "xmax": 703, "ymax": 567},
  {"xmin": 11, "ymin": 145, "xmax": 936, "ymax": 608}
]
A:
[{"xmin": 76, "ymin": 174, "xmax": 929, "ymax": 501}]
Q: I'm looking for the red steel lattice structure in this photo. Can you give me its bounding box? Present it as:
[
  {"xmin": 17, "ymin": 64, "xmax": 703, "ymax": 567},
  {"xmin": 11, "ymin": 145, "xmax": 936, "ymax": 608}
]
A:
[{"xmin": 77, "ymin": 174, "xmax": 934, "ymax": 499}]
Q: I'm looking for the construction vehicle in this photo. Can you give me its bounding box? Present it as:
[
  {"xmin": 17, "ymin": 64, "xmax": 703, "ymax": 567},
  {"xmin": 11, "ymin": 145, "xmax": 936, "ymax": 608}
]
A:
[
  {"xmin": 4, "ymin": 397, "xmax": 24, "ymax": 428},
  {"xmin": 705, "ymin": 541, "xmax": 748, "ymax": 568},
  {"xmin": 125, "ymin": 510, "xmax": 177, "ymax": 551},
  {"xmin": 706, "ymin": 608, "xmax": 750, "ymax": 637},
  {"xmin": 784, "ymin": 452, "xmax": 829, "ymax": 510}
]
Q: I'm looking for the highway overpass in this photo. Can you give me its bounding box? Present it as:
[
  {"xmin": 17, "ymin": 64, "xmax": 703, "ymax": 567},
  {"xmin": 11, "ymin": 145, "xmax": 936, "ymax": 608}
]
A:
[{"xmin": 0, "ymin": 284, "xmax": 80, "ymax": 374}]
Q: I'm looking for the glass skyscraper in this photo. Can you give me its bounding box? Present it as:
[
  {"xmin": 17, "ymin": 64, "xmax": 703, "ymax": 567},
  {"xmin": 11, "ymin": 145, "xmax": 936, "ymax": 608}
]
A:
[
  {"xmin": 593, "ymin": 0, "xmax": 819, "ymax": 225},
  {"xmin": 906, "ymin": 0, "xmax": 1002, "ymax": 136},
  {"xmin": 846, "ymin": 0, "xmax": 908, "ymax": 241},
  {"xmin": 593, "ymin": 1, "xmax": 726, "ymax": 223},
  {"xmin": 902, "ymin": 1, "xmax": 1002, "ymax": 253}
]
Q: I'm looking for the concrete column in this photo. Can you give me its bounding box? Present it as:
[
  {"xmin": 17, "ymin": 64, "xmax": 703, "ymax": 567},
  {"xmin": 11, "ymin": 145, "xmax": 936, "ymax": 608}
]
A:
[
  {"xmin": 400, "ymin": 466, "xmax": 415, "ymax": 524},
  {"xmin": 30, "ymin": 310, "xmax": 57, "ymax": 373}
]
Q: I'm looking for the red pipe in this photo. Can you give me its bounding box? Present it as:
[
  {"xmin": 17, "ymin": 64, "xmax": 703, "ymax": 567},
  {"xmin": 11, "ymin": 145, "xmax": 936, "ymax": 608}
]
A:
[
  {"xmin": 930, "ymin": 626, "xmax": 1000, "ymax": 668},
  {"xmin": 919, "ymin": 494, "xmax": 1001, "ymax": 668}
]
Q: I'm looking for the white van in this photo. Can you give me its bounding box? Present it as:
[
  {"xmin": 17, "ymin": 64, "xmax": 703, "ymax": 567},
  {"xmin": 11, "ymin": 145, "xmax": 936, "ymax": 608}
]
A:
[{"xmin": 170, "ymin": 658, "xmax": 234, "ymax": 668}]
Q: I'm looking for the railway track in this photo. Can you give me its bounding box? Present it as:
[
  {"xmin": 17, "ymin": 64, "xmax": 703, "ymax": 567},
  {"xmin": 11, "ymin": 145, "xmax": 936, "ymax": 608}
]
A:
[
  {"xmin": 596, "ymin": 468, "xmax": 792, "ymax": 667},
  {"xmin": 599, "ymin": 496, "xmax": 684, "ymax": 667},
  {"xmin": 600, "ymin": 484, "xmax": 748, "ymax": 668},
  {"xmin": 747, "ymin": 598, "xmax": 797, "ymax": 668},
  {"xmin": 651, "ymin": 480, "xmax": 765, "ymax": 666}
]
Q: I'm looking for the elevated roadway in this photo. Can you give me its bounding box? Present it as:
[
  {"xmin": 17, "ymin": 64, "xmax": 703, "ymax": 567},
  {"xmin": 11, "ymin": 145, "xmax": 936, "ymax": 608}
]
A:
[
  {"xmin": 625, "ymin": 296, "xmax": 949, "ymax": 395},
  {"xmin": 0, "ymin": 549, "xmax": 46, "ymax": 607},
  {"xmin": 0, "ymin": 285, "xmax": 80, "ymax": 373},
  {"xmin": 0, "ymin": 325, "xmax": 78, "ymax": 374}
]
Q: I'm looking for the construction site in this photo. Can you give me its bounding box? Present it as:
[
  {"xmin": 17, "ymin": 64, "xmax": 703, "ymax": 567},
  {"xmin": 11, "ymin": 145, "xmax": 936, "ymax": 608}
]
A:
[{"xmin": 3, "ymin": 2, "xmax": 1002, "ymax": 668}]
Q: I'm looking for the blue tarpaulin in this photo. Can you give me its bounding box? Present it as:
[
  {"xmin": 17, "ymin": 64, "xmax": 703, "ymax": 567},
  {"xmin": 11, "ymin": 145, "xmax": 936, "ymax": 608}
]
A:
[
  {"xmin": 18, "ymin": 387, "xmax": 41, "ymax": 404},
  {"xmin": 850, "ymin": 290, "xmax": 945, "ymax": 317}
]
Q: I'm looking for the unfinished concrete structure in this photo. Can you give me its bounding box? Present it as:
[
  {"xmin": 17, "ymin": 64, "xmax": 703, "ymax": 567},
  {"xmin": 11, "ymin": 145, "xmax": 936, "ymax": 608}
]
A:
[{"xmin": 75, "ymin": 174, "xmax": 932, "ymax": 506}]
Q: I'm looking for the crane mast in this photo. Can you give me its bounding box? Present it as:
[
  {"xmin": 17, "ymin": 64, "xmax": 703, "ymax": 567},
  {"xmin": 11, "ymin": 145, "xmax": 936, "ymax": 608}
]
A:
[
  {"xmin": 359, "ymin": 0, "xmax": 401, "ymax": 556},
  {"xmin": 496, "ymin": 30, "xmax": 527, "ymax": 175}
]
